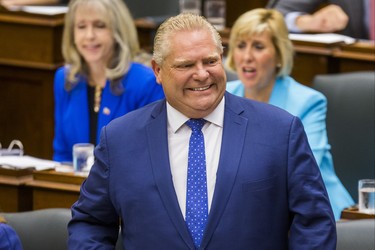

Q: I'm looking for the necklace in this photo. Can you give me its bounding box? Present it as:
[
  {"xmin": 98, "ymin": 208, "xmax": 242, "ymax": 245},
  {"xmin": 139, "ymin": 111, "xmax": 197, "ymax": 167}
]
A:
[{"xmin": 94, "ymin": 84, "xmax": 103, "ymax": 113}]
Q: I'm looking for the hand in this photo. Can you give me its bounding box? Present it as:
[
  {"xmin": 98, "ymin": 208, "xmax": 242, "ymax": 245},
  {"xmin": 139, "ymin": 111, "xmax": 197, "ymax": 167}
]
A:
[
  {"xmin": 0, "ymin": 0, "xmax": 59, "ymax": 9},
  {"xmin": 295, "ymin": 4, "xmax": 349, "ymax": 33}
]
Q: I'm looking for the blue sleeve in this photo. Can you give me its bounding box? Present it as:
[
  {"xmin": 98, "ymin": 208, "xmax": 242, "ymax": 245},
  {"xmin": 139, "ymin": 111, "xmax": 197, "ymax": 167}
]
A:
[
  {"xmin": 0, "ymin": 223, "xmax": 23, "ymax": 250},
  {"xmin": 68, "ymin": 127, "xmax": 119, "ymax": 249},
  {"xmin": 287, "ymin": 117, "xmax": 336, "ymax": 249}
]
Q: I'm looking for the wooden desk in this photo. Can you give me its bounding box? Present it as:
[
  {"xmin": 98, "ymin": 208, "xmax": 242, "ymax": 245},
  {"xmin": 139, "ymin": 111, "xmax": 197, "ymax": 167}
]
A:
[
  {"xmin": 0, "ymin": 9, "xmax": 64, "ymax": 159},
  {"xmin": 333, "ymin": 42, "xmax": 375, "ymax": 72},
  {"xmin": 0, "ymin": 168, "xmax": 33, "ymax": 212},
  {"xmin": 341, "ymin": 206, "xmax": 375, "ymax": 220},
  {"xmin": 291, "ymin": 40, "xmax": 375, "ymax": 85},
  {"xmin": 26, "ymin": 170, "xmax": 85, "ymax": 210}
]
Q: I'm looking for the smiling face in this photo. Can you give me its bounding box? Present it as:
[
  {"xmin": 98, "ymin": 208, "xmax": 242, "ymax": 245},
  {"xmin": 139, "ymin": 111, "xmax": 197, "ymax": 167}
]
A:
[
  {"xmin": 152, "ymin": 29, "xmax": 226, "ymax": 118},
  {"xmin": 73, "ymin": 4, "xmax": 115, "ymax": 69},
  {"xmin": 233, "ymin": 31, "xmax": 279, "ymax": 97}
]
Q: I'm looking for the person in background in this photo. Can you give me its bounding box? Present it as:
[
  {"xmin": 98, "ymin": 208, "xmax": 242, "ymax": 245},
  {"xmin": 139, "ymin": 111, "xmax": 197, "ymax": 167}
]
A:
[
  {"xmin": 53, "ymin": 0, "xmax": 164, "ymax": 162},
  {"xmin": 267, "ymin": 0, "xmax": 373, "ymax": 40},
  {"xmin": 0, "ymin": 0, "xmax": 179, "ymax": 21},
  {"xmin": 225, "ymin": 8, "xmax": 354, "ymax": 220},
  {"xmin": 0, "ymin": 0, "xmax": 67, "ymax": 9},
  {"xmin": 68, "ymin": 13, "xmax": 336, "ymax": 249},
  {"xmin": 0, "ymin": 216, "xmax": 22, "ymax": 250}
]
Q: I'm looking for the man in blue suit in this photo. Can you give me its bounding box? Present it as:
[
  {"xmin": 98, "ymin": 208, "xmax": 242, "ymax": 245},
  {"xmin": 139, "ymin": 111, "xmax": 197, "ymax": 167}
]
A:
[{"xmin": 68, "ymin": 13, "xmax": 336, "ymax": 249}]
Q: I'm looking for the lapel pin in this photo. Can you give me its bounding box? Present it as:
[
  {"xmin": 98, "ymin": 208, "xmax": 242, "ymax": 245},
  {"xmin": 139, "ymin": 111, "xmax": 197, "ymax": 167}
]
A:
[{"xmin": 103, "ymin": 107, "xmax": 111, "ymax": 115}]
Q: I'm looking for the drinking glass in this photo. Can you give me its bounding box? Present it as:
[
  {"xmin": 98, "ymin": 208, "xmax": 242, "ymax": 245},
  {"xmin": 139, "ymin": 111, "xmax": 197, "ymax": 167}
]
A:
[
  {"xmin": 73, "ymin": 143, "xmax": 94, "ymax": 174},
  {"xmin": 179, "ymin": 0, "xmax": 201, "ymax": 15},
  {"xmin": 358, "ymin": 179, "xmax": 375, "ymax": 214},
  {"xmin": 204, "ymin": 0, "xmax": 226, "ymax": 30}
]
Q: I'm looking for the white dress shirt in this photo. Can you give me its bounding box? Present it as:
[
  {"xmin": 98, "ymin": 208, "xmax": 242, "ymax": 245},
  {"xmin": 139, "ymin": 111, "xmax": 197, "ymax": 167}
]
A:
[{"xmin": 166, "ymin": 97, "xmax": 225, "ymax": 219}]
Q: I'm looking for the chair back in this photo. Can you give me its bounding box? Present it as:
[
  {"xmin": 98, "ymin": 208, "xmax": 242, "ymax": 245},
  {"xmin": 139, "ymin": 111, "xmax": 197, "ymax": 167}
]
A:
[
  {"xmin": 312, "ymin": 71, "xmax": 375, "ymax": 201},
  {"xmin": 1, "ymin": 208, "xmax": 71, "ymax": 250},
  {"xmin": 336, "ymin": 219, "xmax": 375, "ymax": 250}
]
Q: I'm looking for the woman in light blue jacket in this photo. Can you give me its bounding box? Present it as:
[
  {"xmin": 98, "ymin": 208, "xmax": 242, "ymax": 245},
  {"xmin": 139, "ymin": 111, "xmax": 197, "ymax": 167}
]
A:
[{"xmin": 225, "ymin": 8, "xmax": 354, "ymax": 220}]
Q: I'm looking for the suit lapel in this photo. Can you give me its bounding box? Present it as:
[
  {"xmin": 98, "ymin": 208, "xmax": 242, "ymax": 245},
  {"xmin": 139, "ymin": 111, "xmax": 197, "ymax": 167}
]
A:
[
  {"xmin": 146, "ymin": 101, "xmax": 195, "ymax": 249},
  {"xmin": 201, "ymin": 93, "xmax": 248, "ymax": 248}
]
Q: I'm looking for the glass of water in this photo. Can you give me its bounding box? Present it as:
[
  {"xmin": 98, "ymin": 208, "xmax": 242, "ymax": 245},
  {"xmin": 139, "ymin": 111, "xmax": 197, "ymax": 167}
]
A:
[
  {"xmin": 358, "ymin": 179, "xmax": 375, "ymax": 214},
  {"xmin": 73, "ymin": 143, "xmax": 94, "ymax": 174},
  {"xmin": 204, "ymin": 0, "xmax": 226, "ymax": 30},
  {"xmin": 179, "ymin": 0, "xmax": 201, "ymax": 15}
]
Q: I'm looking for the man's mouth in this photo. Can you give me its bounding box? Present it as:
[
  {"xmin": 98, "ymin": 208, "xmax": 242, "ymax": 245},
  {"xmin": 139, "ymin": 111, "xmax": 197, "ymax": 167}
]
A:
[{"xmin": 189, "ymin": 85, "xmax": 212, "ymax": 91}]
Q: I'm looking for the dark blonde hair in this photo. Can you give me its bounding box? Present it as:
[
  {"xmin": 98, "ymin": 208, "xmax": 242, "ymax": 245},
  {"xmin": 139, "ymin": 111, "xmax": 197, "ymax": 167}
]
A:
[
  {"xmin": 62, "ymin": 0, "xmax": 140, "ymax": 92},
  {"xmin": 152, "ymin": 13, "xmax": 224, "ymax": 66},
  {"xmin": 0, "ymin": 215, "xmax": 6, "ymax": 223},
  {"xmin": 226, "ymin": 8, "xmax": 294, "ymax": 77}
]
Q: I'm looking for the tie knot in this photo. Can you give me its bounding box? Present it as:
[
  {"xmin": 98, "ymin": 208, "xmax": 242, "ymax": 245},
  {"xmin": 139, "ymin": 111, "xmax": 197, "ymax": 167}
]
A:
[{"xmin": 186, "ymin": 118, "xmax": 205, "ymax": 132}]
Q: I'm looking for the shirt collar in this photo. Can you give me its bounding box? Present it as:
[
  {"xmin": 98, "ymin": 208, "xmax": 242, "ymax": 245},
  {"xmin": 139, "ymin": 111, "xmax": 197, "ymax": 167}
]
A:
[{"xmin": 166, "ymin": 96, "xmax": 225, "ymax": 133}]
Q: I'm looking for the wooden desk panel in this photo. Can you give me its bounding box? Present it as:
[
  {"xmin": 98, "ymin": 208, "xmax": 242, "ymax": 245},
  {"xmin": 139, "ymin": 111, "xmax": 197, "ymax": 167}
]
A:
[
  {"xmin": 0, "ymin": 10, "xmax": 64, "ymax": 67},
  {"xmin": 225, "ymin": 0, "xmax": 268, "ymax": 27},
  {"xmin": 26, "ymin": 170, "xmax": 85, "ymax": 210},
  {"xmin": 333, "ymin": 42, "xmax": 375, "ymax": 73},
  {"xmin": 341, "ymin": 206, "xmax": 375, "ymax": 220},
  {"xmin": 291, "ymin": 42, "xmax": 338, "ymax": 85},
  {"xmin": 0, "ymin": 168, "xmax": 33, "ymax": 212},
  {"xmin": 0, "ymin": 66, "xmax": 55, "ymax": 158},
  {"xmin": 0, "ymin": 9, "xmax": 64, "ymax": 159}
]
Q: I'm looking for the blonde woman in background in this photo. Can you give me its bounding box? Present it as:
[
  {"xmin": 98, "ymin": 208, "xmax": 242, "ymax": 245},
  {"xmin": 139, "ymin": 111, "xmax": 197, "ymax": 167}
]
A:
[
  {"xmin": 53, "ymin": 0, "xmax": 164, "ymax": 162},
  {"xmin": 226, "ymin": 8, "xmax": 354, "ymax": 220}
]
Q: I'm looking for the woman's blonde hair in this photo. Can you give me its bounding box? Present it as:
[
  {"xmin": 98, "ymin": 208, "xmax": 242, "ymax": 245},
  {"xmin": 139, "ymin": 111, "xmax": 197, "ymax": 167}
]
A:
[
  {"xmin": 62, "ymin": 0, "xmax": 140, "ymax": 92},
  {"xmin": 152, "ymin": 13, "xmax": 224, "ymax": 66},
  {"xmin": 0, "ymin": 215, "xmax": 6, "ymax": 223},
  {"xmin": 225, "ymin": 8, "xmax": 294, "ymax": 77}
]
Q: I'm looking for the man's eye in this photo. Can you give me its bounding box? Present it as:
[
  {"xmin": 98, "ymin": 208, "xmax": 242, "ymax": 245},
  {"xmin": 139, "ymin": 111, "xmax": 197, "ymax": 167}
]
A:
[
  {"xmin": 207, "ymin": 59, "xmax": 218, "ymax": 65},
  {"xmin": 177, "ymin": 64, "xmax": 192, "ymax": 69}
]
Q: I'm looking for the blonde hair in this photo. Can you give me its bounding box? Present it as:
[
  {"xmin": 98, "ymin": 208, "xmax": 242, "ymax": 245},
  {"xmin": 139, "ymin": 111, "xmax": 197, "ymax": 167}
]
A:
[
  {"xmin": 62, "ymin": 0, "xmax": 140, "ymax": 92},
  {"xmin": 226, "ymin": 8, "xmax": 294, "ymax": 77},
  {"xmin": 152, "ymin": 13, "xmax": 224, "ymax": 66},
  {"xmin": 0, "ymin": 215, "xmax": 6, "ymax": 223}
]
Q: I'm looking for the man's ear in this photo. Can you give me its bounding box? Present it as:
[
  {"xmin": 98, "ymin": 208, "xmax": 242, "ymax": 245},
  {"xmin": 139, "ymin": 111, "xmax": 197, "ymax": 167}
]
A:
[{"xmin": 151, "ymin": 60, "xmax": 162, "ymax": 84}]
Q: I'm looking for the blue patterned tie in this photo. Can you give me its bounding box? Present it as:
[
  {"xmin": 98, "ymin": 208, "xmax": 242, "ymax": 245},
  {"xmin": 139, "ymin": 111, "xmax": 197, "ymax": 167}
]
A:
[{"xmin": 185, "ymin": 118, "xmax": 208, "ymax": 249}]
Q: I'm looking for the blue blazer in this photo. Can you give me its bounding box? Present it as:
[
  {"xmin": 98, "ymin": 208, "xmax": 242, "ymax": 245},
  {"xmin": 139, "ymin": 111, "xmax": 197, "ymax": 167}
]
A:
[
  {"xmin": 53, "ymin": 63, "xmax": 164, "ymax": 162},
  {"xmin": 68, "ymin": 93, "xmax": 336, "ymax": 249},
  {"xmin": 227, "ymin": 76, "xmax": 354, "ymax": 220},
  {"xmin": 0, "ymin": 223, "xmax": 22, "ymax": 250}
]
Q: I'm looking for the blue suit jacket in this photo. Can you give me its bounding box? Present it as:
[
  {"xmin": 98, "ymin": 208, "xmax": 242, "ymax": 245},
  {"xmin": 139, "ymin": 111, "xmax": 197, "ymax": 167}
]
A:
[
  {"xmin": 53, "ymin": 63, "xmax": 164, "ymax": 162},
  {"xmin": 68, "ymin": 92, "xmax": 336, "ymax": 249}
]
